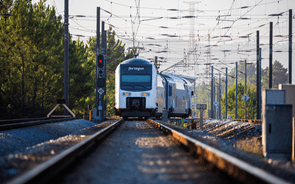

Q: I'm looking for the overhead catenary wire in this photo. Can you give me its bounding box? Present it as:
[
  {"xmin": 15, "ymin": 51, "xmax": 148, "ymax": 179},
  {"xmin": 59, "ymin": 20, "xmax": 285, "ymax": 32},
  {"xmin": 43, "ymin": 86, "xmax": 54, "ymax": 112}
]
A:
[{"xmin": 55, "ymin": 0, "xmax": 295, "ymax": 81}]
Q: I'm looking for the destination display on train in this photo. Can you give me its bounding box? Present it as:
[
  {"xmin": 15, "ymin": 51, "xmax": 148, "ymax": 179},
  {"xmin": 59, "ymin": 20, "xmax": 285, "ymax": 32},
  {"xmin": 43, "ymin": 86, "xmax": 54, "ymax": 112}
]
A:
[
  {"xmin": 121, "ymin": 75, "xmax": 151, "ymax": 82},
  {"xmin": 128, "ymin": 67, "xmax": 145, "ymax": 71}
]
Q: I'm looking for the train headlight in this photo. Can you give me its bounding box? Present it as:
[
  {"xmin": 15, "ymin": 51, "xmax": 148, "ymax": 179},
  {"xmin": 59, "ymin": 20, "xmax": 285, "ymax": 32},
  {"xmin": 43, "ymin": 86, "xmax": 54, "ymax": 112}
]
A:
[
  {"xmin": 141, "ymin": 92, "xmax": 150, "ymax": 97},
  {"xmin": 123, "ymin": 92, "xmax": 131, "ymax": 96}
]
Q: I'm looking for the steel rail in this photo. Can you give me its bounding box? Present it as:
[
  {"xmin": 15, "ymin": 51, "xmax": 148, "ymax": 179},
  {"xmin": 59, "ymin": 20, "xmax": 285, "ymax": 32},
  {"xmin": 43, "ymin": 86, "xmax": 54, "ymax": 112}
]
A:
[
  {"xmin": 147, "ymin": 119, "xmax": 290, "ymax": 184},
  {"xmin": 206, "ymin": 118, "xmax": 262, "ymax": 124},
  {"xmin": 6, "ymin": 119, "xmax": 123, "ymax": 184},
  {"xmin": 0, "ymin": 118, "xmax": 74, "ymax": 131},
  {"xmin": 0, "ymin": 117, "xmax": 49, "ymax": 124},
  {"xmin": 171, "ymin": 118, "xmax": 262, "ymax": 124}
]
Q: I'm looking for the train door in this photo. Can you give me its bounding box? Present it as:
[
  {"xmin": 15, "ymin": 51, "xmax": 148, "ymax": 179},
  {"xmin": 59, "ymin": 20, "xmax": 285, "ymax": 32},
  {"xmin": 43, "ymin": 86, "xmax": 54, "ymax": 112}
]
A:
[
  {"xmin": 156, "ymin": 75, "xmax": 165, "ymax": 113},
  {"xmin": 168, "ymin": 83, "xmax": 175, "ymax": 113}
]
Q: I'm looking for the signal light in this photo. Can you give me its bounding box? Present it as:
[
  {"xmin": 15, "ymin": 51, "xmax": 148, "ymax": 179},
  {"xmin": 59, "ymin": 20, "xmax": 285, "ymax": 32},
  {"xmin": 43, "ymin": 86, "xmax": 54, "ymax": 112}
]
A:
[{"xmin": 97, "ymin": 54, "xmax": 104, "ymax": 68}]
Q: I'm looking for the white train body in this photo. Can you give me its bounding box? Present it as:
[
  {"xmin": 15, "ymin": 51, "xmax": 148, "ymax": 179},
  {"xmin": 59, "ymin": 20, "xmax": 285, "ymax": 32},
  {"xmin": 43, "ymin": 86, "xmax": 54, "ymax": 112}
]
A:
[
  {"xmin": 114, "ymin": 58, "xmax": 195, "ymax": 120},
  {"xmin": 114, "ymin": 58, "xmax": 157, "ymax": 119},
  {"xmin": 155, "ymin": 72, "xmax": 194, "ymax": 118}
]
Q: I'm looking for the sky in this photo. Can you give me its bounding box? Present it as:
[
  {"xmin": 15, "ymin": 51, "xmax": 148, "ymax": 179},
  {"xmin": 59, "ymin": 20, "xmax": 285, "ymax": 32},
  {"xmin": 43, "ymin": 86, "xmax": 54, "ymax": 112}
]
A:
[{"xmin": 32, "ymin": 0, "xmax": 295, "ymax": 85}]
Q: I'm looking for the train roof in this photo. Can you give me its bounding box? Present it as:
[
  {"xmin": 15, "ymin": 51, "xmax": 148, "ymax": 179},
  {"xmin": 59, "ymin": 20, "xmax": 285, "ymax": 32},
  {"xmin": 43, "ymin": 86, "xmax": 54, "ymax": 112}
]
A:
[
  {"xmin": 161, "ymin": 72, "xmax": 196, "ymax": 84},
  {"xmin": 160, "ymin": 73, "xmax": 182, "ymax": 83},
  {"xmin": 120, "ymin": 58, "xmax": 153, "ymax": 66}
]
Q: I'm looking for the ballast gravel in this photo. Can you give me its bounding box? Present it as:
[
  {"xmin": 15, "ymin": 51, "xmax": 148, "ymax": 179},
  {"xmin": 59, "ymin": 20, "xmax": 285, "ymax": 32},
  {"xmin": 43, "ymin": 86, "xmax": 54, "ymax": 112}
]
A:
[
  {"xmin": 1, "ymin": 118, "xmax": 295, "ymax": 183},
  {"xmin": 0, "ymin": 119, "xmax": 116, "ymax": 182},
  {"xmin": 161, "ymin": 119, "xmax": 295, "ymax": 183}
]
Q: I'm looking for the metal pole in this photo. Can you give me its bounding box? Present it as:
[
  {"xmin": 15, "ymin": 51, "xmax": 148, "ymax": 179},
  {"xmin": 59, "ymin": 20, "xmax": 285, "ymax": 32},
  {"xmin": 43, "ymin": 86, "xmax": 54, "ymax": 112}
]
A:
[
  {"xmin": 235, "ymin": 62, "xmax": 238, "ymax": 119},
  {"xmin": 213, "ymin": 77, "xmax": 216, "ymax": 119},
  {"xmin": 289, "ymin": 9, "xmax": 292, "ymax": 84},
  {"xmin": 98, "ymin": 21, "xmax": 106, "ymax": 120},
  {"xmin": 256, "ymin": 31, "xmax": 260, "ymax": 119},
  {"xmin": 245, "ymin": 60, "xmax": 247, "ymax": 119},
  {"xmin": 96, "ymin": 7, "xmax": 100, "ymax": 114},
  {"xmin": 64, "ymin": 0, "xmax": 69, "ymax": 115},
  {"xmin": 211, "ymin": 66, "xmax": 213, "ymax": 118},
  {"xmin": 225, "ymin": 67, "xmax": 228, "ymax": 119},
  {"xmin": 208, "ymin": 92, "xmax": 210, "ymax": 118},
  {"xmin": 269, "ymin": 22, "xmax": 273, "ymax": 88},
  {"xmin": 103, "ymin": 28, "xmax": 107, "ymax": 119},
  {"xmin": 219, "ymin": 72, "xmax": 221, "ymax": 119},
  {"xmin": 258, "ymin": 48, "xmax": 262, "ymax": 119},
  {"xmin": 155, "ymin": 56, "xmax": 158, "ymax": 71}
]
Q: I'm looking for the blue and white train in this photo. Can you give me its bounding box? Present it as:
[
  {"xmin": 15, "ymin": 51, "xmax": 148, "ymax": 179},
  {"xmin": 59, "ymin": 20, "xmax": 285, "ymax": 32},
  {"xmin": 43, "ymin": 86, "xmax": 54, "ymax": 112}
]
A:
[{"xmin": 114, "ymin": 58, "xmax": 195, "ymax": 120}]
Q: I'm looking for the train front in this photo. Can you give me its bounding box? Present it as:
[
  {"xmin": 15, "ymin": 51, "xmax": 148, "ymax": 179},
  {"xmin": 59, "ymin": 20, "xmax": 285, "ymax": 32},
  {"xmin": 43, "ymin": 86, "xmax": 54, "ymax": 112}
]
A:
[{"xmin": 114, "ymin": 58, "xmax": 157, "ymax": 119}]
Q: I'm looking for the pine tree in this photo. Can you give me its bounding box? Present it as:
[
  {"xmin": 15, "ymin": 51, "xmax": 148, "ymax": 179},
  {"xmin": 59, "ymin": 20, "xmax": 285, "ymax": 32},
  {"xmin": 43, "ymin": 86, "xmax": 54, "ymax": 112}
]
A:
[{"xmin": 261, "ymin": 60, "xmax": 288, "ymax": 90}]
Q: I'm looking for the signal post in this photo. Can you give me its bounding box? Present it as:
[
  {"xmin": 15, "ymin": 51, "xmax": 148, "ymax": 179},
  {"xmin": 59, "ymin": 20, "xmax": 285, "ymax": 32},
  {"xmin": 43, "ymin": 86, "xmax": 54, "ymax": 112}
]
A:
[
  {"xmin": 196, "ymin": 104, "xmax": 207, "ymax": 129},
  {"xmin": 94, "ymin": 7, "xmax": 107, "ymax": 122}
]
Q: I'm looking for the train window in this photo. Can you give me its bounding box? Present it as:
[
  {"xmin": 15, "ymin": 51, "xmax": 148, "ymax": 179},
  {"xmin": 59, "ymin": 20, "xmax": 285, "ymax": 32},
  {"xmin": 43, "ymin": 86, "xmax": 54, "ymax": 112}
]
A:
[
  {"xmin": 157, "ymin": 76, "xmax": 164, "ymax": 87},
  {"xmin": 175, "ymin": 82, "xmax": 185, "ymax": 90},
  {"xmin": 169, "ymin": 85, "xmax": 172, "ymax": 96}
]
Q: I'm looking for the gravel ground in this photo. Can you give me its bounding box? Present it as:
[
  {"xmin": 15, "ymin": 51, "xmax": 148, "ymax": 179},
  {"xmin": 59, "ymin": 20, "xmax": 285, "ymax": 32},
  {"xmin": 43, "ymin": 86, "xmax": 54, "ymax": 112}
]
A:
[
  {"xmin": 0, "ymin": 119, "xmax": 116, "ymax": 182},
  {"xmin": 1, "ymin": 118, "xmax": 295, "ymax": 183},
  {"xmin": 164, "ymin": 119, "xmax": 295, "ymax": 183}
]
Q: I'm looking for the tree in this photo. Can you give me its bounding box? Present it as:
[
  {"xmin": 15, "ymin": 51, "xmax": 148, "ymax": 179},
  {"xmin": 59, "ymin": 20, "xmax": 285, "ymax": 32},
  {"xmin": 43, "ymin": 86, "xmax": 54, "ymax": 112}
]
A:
[
  {"xmin": 221, "ymin": 82, "xmax": 257, "ymax": 119},
  {"xmin": 85, "ymin": 27, "xmax": 134, "ymax": 118},
  {"xmin": 0, "ymin": 1, "xmax": 134, "ymax": 119},
  {"xmin": 261, "ymin": 60, "xmax": 288, "ymax": 90},
  {"xmin": 194, "ymin": 84, "xmax": 211, "ymax": 118}
]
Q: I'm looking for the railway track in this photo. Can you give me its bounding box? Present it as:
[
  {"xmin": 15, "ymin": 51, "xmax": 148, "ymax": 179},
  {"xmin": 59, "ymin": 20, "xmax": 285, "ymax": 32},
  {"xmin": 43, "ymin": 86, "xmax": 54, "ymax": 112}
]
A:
[
  {"xmin": 0, "ymin": 117, "xmax": 74, "ymax": 131},
  {"xmin": 5, "ymin": 119, "xmax": 289, "ymax": 184}
]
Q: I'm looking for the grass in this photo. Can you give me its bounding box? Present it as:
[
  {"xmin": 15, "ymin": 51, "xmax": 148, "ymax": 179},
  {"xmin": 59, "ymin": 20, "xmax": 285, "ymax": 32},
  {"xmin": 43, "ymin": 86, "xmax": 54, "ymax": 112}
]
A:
[
  {"xmin": 233, "ymin": 136, "xmax": 263, "ymax": 158},
  {"xmin": 169, "ymin": 119, "xmax": 264, "ymax": 159},
  {"xmin": 169, "ymin": 120, "xmax": 188, "ymax": 129}
]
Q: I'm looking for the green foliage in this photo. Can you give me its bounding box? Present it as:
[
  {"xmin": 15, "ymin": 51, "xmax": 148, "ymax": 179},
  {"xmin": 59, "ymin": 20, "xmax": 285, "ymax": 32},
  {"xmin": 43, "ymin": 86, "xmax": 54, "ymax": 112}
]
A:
[
  {"xmin": 194, "ymin": 84, "xmax": 211, "ymax": 118},
  {"xmin": 261, "ymin": 60, "xmax": 288, "ymax": 90},
  {"xmin": 79, "ymin": 27, "xmax": 134, "ymax": 118},
  {"xmin": 227, "ymin": 62, "xmax": 256, "ymax": 92},
  {"xmin": 0, "ymin": 1, "xmax": 134, "ymax": 119},
  {"xmin": 221, "ymin": 82, "xmax": 257, "ymax": 119},
  {"xmin": 0, "ymin": 0, "xmax": 66, "ymax": 118},
  {"xmin": 197, "ymin": 60, "xmax": 287, "ymax": 120}
]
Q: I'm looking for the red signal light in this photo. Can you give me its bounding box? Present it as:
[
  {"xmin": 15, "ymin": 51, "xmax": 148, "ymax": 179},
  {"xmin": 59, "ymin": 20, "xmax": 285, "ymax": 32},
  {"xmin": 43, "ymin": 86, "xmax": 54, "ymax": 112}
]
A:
[{"xmin": 97, "ymin": 54, "xmax": 104, "ymax": 68}]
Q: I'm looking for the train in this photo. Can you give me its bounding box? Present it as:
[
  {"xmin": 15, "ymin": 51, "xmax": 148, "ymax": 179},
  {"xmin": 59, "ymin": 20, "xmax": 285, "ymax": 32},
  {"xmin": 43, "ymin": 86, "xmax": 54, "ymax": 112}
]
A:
[{"xmin": 114, "ymin": 58, "xmax": 195, "ymax": 120}]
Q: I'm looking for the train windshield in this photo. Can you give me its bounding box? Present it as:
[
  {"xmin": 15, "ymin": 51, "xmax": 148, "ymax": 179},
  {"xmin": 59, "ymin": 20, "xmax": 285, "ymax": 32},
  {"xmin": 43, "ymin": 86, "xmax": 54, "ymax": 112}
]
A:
[{"xmin": 121, "ymin": 75, "xmax": 152, "ymax": 91}]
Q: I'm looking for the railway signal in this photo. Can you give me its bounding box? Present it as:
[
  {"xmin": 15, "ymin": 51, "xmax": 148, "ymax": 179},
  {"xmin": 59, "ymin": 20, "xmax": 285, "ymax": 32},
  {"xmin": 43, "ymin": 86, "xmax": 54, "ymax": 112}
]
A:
[
  {"xmin": 97, "ymin": 54, "xmax": 106, "ymax": 88},
  {"xmin": 97, "ymin": 54, "xmax": 105, "ymax": 75}
]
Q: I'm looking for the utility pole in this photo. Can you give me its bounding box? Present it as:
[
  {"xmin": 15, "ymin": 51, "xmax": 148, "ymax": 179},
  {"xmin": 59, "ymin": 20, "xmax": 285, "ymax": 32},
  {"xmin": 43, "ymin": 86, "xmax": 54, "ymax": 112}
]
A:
[
  {"xmin": 258, "ymin": 48, "xmax": 262, "ymax": 119},
  {"xmin": 213, "ymin": 77, "xmax": 216, "ymax": 119},
  {"xmin": 97, "ymin": 21, "xmax": 107, "ymax": 120},
  {"xmin": 96, "ymin": 7, "xmax": 100, "ymax": 114},
  {"xmin": 218, "ymin": 72, "xmax": 221, "ymax": 119},
  {"xmin": 256, "ymin": 31, "xmax": 261, "ymax": 119},
  {"xmin": 211, "ymin": 66, "xmax": 213, "ymax": 118},
  {"xmin": 102, "ymin": 22, "xmax": 107, "ymax": 120},
  {"xmin": 245, "ymin": 60, "xmax": 247, "ymax": 119},
  {"xmin": 289, "ymin": 9, "xmax": 292, "ymax": 84},
  {"xmin": 64, "ymin": 0, "xmax": 69, "ymax": 115},
  {"xmin": 269, "ymin": 22, "xmax": 273, "ymax": 88},
  {"xmin": 235, "ymin": 62, "xmax": 238, "ymax": 119},
  {"xmin": 225, "ymin": 67, "xmax": 228, "ymax": 119}
]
